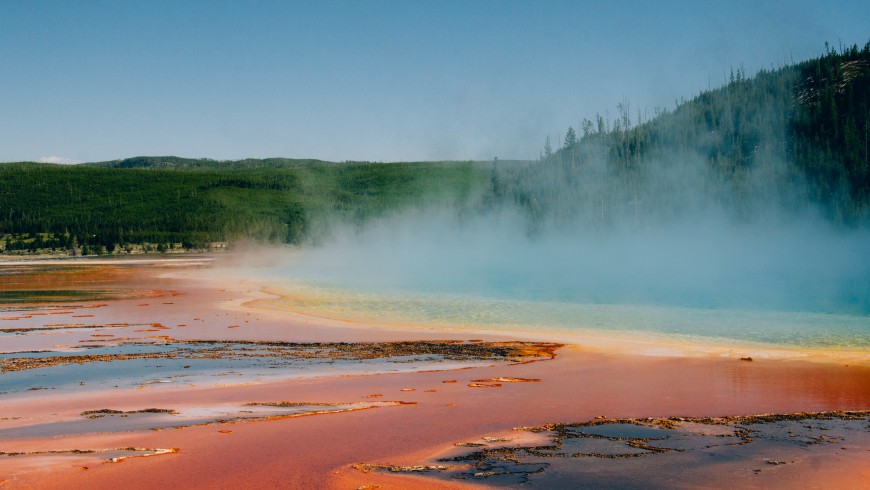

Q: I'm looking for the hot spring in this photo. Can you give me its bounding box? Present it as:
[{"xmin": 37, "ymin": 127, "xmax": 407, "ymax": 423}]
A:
[{"xmin": 243, "ymin": 212, "xmax": 870, "ymax": 354}]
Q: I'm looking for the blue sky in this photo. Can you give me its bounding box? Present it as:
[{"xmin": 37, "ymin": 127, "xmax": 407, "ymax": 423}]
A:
[{"xmin": 1, "ymin": 0, "xmax": 867, "ymax": 163}]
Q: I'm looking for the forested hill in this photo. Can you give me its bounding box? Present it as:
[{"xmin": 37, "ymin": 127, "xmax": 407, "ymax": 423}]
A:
[
  {"xmin": 0, "ymin": 160, "xmax": 488, "ymax": 253},
  {"xmin": 514, "ymin": 40, "xmax": 870, "ymax": 227},
  {"xmin": 1, "ymin": 41, "xmax": 868, "ymax": 254}
]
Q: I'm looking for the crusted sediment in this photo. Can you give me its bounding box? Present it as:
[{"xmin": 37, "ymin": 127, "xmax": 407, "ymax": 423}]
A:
[
  {"xmin": 355, "ymin": 410, "xmax": 870, "ymax": 484},
  {"xmin": 80, "ymin": 408, "xmax": 178, "ymax": 418},
  {"xmin": 1, "ymin": 340, "xmax": 562, "ymax": 373}
]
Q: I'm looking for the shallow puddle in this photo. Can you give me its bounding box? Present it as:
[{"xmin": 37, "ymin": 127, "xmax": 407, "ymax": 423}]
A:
[{"xmin": 0, "ymin": 401, "xmax": 404, "ymax": 439}]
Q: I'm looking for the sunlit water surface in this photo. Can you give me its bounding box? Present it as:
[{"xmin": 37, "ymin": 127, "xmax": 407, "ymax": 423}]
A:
[
  {"xmin": 247, "ymin": 221, "xmax": 870, "ymax": 351},
  {"xmin": 259, "ymin": 280, "xmax": 870, "ymax": 350}
]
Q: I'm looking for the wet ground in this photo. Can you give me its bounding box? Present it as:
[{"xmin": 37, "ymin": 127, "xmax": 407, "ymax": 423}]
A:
[
  {"xmin": 2, "ymin": 258, "xmax": 869, "ymax": 489},
  {"xmin": 358, "ymin": 411, "xmax": 870, "ymax": 488},
  {"xmin": 0, "ymin": 259, "xmax": 561, "ymax": 476},
  {"xmin": 1, "ymin": 335, "xmax": 556, "ymax": 394}
]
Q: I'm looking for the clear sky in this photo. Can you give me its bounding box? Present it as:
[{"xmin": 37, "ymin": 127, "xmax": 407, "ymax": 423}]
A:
[{"xmin": 1, "ymin": 0, "xmax": 867, "ymax": 163}]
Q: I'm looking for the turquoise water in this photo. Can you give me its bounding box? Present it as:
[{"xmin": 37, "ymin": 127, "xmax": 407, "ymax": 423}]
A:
[
  {"xmin": 263, "ymin": 280, "xmax": 870, "ymax": 349},
  {"xmin": 258, "ymin": 219, "xmax": 870, "ymax": 350}
]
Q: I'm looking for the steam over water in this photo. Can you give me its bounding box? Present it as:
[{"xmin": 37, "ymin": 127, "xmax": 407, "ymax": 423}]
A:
[{"xmin": 263, "ymin": 211, "xmax": 870, "ymax": 350}]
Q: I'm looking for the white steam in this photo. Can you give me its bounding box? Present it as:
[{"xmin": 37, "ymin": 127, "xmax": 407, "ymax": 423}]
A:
[{"xmin": 285, "ymin": 209, "xmax": 870, "ymax": 315}]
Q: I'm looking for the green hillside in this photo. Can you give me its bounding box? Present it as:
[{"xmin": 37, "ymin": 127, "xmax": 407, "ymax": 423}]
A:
[
  {"xmin": 0, "ymin": 160, "xmax": 487, "ymax": 252},
  {"xmin": 507, "ymin": 40, "xmax": 870, "ymax": 228}
]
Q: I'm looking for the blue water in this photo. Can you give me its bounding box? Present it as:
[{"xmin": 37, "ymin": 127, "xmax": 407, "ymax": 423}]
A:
[
  {"xmin": 262, "ymin": 280, "xmax": 870, "ymax": 349},
  {"xmin": 256, "ymin": 219, "xmax": 870, "ymax": 350}
]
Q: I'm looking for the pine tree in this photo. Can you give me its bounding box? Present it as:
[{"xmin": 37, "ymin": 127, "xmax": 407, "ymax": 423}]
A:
[{"xmin": 564, "ymin": 127, "xmax": 577, "ymax": 149}]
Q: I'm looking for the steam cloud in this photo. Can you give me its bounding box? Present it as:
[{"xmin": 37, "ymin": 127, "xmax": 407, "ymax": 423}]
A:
[{"xmin": 288, "ymin": 208, "xmax": 870, "ymax": 315}]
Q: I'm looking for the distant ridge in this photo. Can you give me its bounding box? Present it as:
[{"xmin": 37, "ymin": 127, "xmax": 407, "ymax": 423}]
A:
[
  {"xmin": 85, "ymin": 156, "xmax": 521, "ymax": 169},
  {"xmin": 88, "ymin": 156, "xmax": 332, "ymax": 169}
]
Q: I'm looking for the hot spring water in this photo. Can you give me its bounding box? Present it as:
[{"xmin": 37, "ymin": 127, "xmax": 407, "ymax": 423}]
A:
[{"xmin": 252, "ymin": 216, "xmax": 870, "ymax": 351}]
